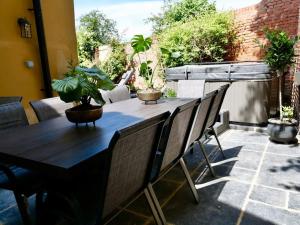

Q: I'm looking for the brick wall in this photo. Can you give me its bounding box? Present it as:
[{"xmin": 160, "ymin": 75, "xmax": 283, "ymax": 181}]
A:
[{"xmin": 233, "ymin": 0, "xmax": 300, "ymax": 105}]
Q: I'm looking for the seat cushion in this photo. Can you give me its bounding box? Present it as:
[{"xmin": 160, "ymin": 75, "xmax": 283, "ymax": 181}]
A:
[{"xmin": 0, "ymin": 165, "xmax": 43, "ymax": 196}]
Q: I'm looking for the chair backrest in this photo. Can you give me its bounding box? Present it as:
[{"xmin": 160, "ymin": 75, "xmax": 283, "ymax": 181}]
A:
[
  {"xmin": 177, "ymin": 80, "xmax": 205, "ymax": 98},
  {"xmin": 0, "ymin": 96, "xmax": 22, "ymax": 105},
  {"xmin": 185, "ymin": 91, "xmax": 217, "ymax": 149},
  {"xmin": 156, "ymin": 99, "xmax": 199, "ymax": 173},
  {"xmin": 0, "ymin": 102, "xmax": 28, "ymax": 130},
  {"xmin": 101, "ymin": 112, "xmax": 170, "ymax": 219},
  {"xmin": 101, "ymin": 85, "xmax": 131, "ymax": 104},
  {"xmin": 30, "ymin": 97, "xmax": 73, "ymax": 122},
  {"xmin": 205, "ymin": 84, "xmax": 230, "ymax": 129},
  {"xmin": 118, "ymin": 70, "xmax": 134, "ymax": 86}
]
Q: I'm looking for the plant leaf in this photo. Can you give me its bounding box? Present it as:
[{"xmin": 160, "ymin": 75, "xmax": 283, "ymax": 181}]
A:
[{"xmin": 52, "ymin": 77, "xmax": 79, "ymax": 93}]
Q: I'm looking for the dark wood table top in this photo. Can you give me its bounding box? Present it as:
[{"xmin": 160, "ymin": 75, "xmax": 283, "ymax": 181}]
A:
[{"xmin": 0, "ymin": 98, "xmax": 194, "ymax": 176}]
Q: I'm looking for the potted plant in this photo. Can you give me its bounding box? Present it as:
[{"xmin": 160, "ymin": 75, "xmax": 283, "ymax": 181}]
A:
[
  {"xmin": 260, "ymin": 29, "xmax": 299, "ymax": 143},
  {"xmin": 130, "ymin": 35, "xmax": 162, "ymax": 103},
  {"xmin": 52, "ymin": 65, "xmax": 114, "ymax": 125},
  {"xmin": 268, "ymin": 106, "xmax": 298, "ymax": 143}
]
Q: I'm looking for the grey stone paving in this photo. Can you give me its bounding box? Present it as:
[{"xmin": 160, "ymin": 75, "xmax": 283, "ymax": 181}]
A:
[{"xmin": 1, "ymin": 129, "xmax": 300, "ymax": 225}]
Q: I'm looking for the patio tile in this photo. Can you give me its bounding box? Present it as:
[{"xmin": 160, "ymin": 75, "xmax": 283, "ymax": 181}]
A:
[
  {"xmin": 256, "ymin": 153, "xmax": 300, "ymax": 192},
  {"xmin": 0, "ymin": 190, "xmax": 15, "ymax": 213},
  {"xmin": 221, "ymin": 141, "xmax": 266, "ymax": 152},
  {"xmin": 226, "ymin": 130, "xmax": 269, "ymax": 144},
  {"xmin": 127, "ymin": 179, "xmax": 182, "ymax": 217},
  {"xmin": 288, "ymin": 192, "xmax": 300, "ymax": 211},
  {"xmin": 250, "ymin": 185, "xmax": 287, "ymax": 208},
  {"xmin": 0, "ymin": 205, "xmax": 22, "ymax": 225},
  {"xmin": 162, "ymin": 180, "xmax": 250, "ymax": 225},
  {"xmin": 213, "ymin": 165, "xmax": 256, "ymax": 184},
  {"xmin": 108, "ymin": 210, "xmax": 148, "ymax": 225},
  {"xmin": 216, "ymin": 147, "xmax": 263, "ymax": 171},
  {"xmin": 241, "ymin": 201, "xmax": 300, "ymax": 225},
  {"xmin": 267, "ymin": 142, "xmax": 300, "ymax": 157}
]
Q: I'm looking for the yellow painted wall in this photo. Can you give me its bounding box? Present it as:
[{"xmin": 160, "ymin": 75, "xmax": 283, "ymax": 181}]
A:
[
  {"xmin": 41, "ymin": 0, "xmax": 78, "ymax": 80},
  {"xmin": 0, "ymin": 0, "xmax": 77, "ymax": 123}
]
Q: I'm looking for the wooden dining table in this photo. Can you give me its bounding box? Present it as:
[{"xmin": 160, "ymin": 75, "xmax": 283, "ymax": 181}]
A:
[{"xmin": 0, "ymin": 98, "xmax": 194, "ymax": 178}]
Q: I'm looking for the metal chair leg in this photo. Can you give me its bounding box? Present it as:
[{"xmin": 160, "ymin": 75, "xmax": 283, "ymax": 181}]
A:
[
  {"xmin": 35, "ymin": 192, "xmax": 44, "ymax": 225},
  {"xmin": 14, "ymin": 192, "xmax": 31, "ymax": 225},
  {"xmin": 196, "ymin": 141, "xmax": 216, "ymax": 177},
  {"xmin": 179, "ymin": 158, "xmax": 200, "ymax": 204},
  {"xmin": 211, "ymin": 127, "xmax": 226, "ymax": 158},
  {"xmin": 144, "ymin": 188, "xmax": 163, "ymax": 225},
  {"xmin": 147, "ymin": 184, "xmax": 167, "ymax": 225}
]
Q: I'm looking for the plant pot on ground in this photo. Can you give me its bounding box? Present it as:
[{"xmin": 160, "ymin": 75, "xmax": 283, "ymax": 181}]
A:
[
  {"xmin": 52, "ymin": 65, "xmax": 114, "ymax": 125},
  {"xmin": 267, "ymin": 107, "xmax": 299, "ymax": 144},
  {"xmin": 260, "ymin": 29, "xmax": 299, "ymax": 144}
]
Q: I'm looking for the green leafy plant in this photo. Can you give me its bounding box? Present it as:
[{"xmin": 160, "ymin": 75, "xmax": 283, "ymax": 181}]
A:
[
  {"xmin": 158, "ymin": 12, "xmax": 237, "ymax": 67},
  {"xmin": 52, "ymin": 65, "xmax": 114, "ymax": 106},
  {"xmin": 148, "ymin": 0, "xmax": 216, "ymax": 33},
  {"xmin": 77, "ymin": 10, "xmax": 119, "ymax": 63},
  {"xmin": 101, "ymin": 39, "xmax": 128, "ymax": 82},
  {"xmin": 282, "ymin": 106, "xmax": 294, "ymax": 121},
  {"xmin": 260, "ymin": 29, "xmax": 299, "ymax": 120},
  {"xmin": 130, "ymin": 35, "xmax": 156, "ymax": 89},
  {"xmin": 164, "ymin": 88, "xmax": 177, "ymax": 98}
]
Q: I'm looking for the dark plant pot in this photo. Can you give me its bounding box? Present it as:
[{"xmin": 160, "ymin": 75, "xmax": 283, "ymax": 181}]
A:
[
  {"xmin": 267, "ymin": 118, "xmax": 299, "ymax": 144},
  {"xmin": 65, "ymin": 104, "xmax": 103, "ymax": 125},
  {"xmin": 137, "ymin": 89, "xmax": 161, "ymax": 104}
]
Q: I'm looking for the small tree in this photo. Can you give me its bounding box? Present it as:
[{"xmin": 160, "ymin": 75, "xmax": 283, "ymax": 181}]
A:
[
  {"xmin": 148, "ymin": 0, "xmax": 216, "ymax": 33},
  {"xmin": 77, "ymin": 10, "xmax": 119, "ymax": 63},
  {"xmin": 261, "ymin": 29, "xmax": 299, "ymax": 120}
]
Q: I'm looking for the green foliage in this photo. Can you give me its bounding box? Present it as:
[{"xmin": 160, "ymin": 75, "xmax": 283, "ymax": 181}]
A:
[
  {"xmin": 148, "ymin": 0, "xmax": 216, "ymax": 33},
  {"xmin": 101, "ymin": 40, "xmax": 127, "ymax": 81},
  {"xmin": 52, "ymin": 65, "xmax": 114, "ymax": 106},
  {"xmin": 131, "ymin": 35, "xmax": 155, "ymax": 89},
  {"xmin": 130, "ymin": 35, "xmax": 169, "ymax": 89},
  {"xmin": 77, "ymin": 10, "xmax": 119, "ymax": 63},
  {"xmin": 282, "ymin": 106, "xmax": 294, "ymax": 121},
  {"xmin": 158, "ymin": 12, "xmax": 236, "ymax": 67},
  {"xmin": 164, "ymin": 88, "xmax": 177, "ymax": 97},
  {"xmin": 261, "ymin": 29, "xmax": 299, "ymax": 73}
]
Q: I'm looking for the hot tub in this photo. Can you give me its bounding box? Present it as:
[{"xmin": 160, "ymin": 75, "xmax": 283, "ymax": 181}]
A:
[{"xmin": 166, "ymin": 62, "xmax": 275, "ymax": 126}]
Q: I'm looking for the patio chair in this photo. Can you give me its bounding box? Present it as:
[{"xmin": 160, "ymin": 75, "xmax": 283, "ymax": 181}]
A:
[
  {"xmin": 96, "ymin": 111, "xmax": 170, "ymax": 225},
  {"xmin": 177, "ymin": 80, "xmax": 205, "ymax": 98},
  {"xmin": 0, "ymin": 96, "xmax": 22, "ymax": 105},
  {"xmin": 0, "ymin": 102, "xmax": 44, "ymax": 225},
  {"xmin": 117, "ymin": 69, "xmax": 134, "ymax": 86},
  {"xmin": 204, "ymin": 84, "xmax": 230, "ymax": 158},
  {"xmin": 30, "ymin": 97, "xmax": 73, "ymax": 122},
  {"xmin": 150, "ymin": 99, "xmax": 201, "ymax": 224},
  {"xmin": 100, "ymin": 85, "xmax": 131, "ymax": 104}
]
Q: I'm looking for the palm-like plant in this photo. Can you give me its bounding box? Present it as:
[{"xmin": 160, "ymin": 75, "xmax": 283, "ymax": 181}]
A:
[
  {"xmin": 52, "ymin": 65, "xmax": 114, "ymax": 107},
  {"xmin": 131, "ymin": 35, "xmax": 155, "ymax": 89}
]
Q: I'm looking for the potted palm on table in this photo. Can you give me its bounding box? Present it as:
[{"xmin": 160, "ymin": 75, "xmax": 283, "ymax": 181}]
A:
[
  {"xmin": 130, "ymin": 35, "xmax": 162, "ymax": 103},
  {"xmin": 260, "ymin": 29, "xmax": 299, "ymax": 143},
  {"xmin": 52, "ymin": 65, "xmax": 114, "ymax": 126}
]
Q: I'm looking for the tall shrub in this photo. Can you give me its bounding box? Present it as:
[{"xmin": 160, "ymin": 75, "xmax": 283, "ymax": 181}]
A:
[
  {"xmin": 158, "ymin": 12, "xmax": 236, "ymax": 67},
  {"xmin": 148, "ymin": 0, "xmax": 216, "ymax": 33},
  {"xmin": 261, "ymin": 29, "xmax": 299, "ymax": 120},
  {"xmin": 101, "ymin": 40, "xmax": 127, "ymax": 82}
]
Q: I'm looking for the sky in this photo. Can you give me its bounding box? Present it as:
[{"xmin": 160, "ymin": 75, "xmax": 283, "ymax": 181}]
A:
[{"xmin": 74, "ymin": 0, "xmax": 261, "ymax": 40}]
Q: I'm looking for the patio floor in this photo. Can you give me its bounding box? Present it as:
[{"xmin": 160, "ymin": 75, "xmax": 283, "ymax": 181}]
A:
[{"xmin": 1, "ymin": 129, "xmax": 300, "ymax": 225}]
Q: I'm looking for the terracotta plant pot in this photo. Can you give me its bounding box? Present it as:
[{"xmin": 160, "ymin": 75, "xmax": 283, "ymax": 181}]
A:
[
  {"xmin": 65, "ymin": 104, "xmax": 103, "ymax": 126},
  {"xmin": 267, "ymin": 118, "xmax": 299, "ymax": 144},
  {"xmin": 137, "ymin": 89, "xmax": 161, "ymax": 104}
]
